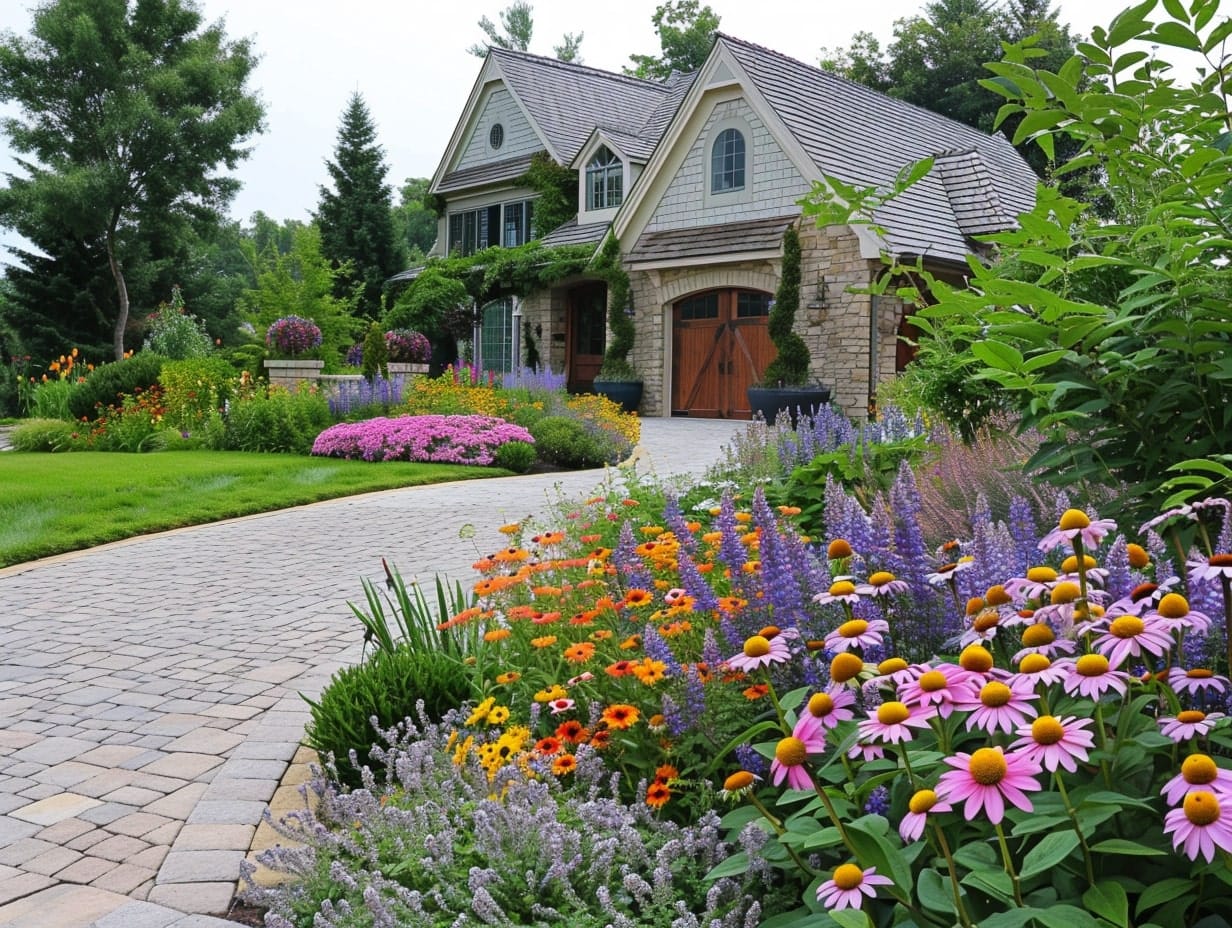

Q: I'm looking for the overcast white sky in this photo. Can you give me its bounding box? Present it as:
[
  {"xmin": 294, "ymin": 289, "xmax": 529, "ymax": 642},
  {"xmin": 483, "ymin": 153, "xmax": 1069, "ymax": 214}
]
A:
[{"xmin": 0, "ymin": 0, "xmax": 1165, "ymax": 250}]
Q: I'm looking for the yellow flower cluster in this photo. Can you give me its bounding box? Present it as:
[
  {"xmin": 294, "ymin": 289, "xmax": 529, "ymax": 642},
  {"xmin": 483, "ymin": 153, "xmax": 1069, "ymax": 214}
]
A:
[
  {"xmin": 403, "ymin": 374, "xmax": 515, "ymax": 418},
  {"xmin": 565, "ymin": 393, "xmax": 641, "ymax": 448}
]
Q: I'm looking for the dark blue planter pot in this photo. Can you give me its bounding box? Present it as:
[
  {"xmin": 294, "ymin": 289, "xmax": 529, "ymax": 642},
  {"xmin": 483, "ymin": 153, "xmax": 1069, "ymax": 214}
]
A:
[
  {"xmin": 747, "ymin": 386, "xmax": 831, "ymax": 428},
  {"xmin": 592, "ymin": 380, "xmax": 643, "ymax": 415}
]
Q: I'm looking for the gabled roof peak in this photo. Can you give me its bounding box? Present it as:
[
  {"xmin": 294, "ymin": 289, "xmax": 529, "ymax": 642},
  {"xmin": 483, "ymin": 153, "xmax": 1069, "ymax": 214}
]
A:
[{"xmin": 487, "ymin": 45, "xmax": 675, "ymax": 91}]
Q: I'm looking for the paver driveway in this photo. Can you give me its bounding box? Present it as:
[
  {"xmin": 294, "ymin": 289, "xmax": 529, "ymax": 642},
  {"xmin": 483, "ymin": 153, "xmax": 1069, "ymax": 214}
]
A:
[{"xmin": 0, "ymin": 417, "xmax": 744, "ymax": 927}]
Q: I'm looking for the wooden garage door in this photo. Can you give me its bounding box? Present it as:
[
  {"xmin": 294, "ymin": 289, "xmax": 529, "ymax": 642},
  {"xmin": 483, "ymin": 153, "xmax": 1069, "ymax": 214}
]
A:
[{"xmin": 671, "ymin": 289, "xmax": 773, "ymax": 418}]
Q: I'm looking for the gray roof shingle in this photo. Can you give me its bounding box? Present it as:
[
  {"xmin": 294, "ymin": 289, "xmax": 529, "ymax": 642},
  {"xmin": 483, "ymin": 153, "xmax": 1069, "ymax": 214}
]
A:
[
  {"xmin": 436, "ymin": 153, "xmax": 539, "ymax": 194},
  {"xmin": 627, "ymin": 215, "xmax": 795, "ymax": 264},
  {"xmin": 539, "ymin": 219, "xmax": 611, "ymax": 247}
]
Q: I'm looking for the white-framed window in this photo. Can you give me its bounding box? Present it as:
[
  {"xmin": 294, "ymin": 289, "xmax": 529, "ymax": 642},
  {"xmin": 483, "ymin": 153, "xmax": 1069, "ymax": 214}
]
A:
[
  {"xmin": 586, "ymin": 146, "xmax": 623, "ymax": 210},
  {"xmin": 447, "ymin": 199, "xmax": 536, "ymax": 255},
  {"xmin": 711, "ymin": 127, "xmax": 746, "ymax": 193}
]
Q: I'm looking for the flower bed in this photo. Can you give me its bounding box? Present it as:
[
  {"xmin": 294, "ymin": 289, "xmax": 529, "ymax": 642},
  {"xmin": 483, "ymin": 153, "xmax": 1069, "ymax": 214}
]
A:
[{"xmin": 310, "ymin": 414, "xmax": 533, "ymax": 465}]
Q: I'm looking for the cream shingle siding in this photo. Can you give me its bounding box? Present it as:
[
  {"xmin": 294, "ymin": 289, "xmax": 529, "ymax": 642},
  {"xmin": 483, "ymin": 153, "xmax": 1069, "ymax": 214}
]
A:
[
  {"xmin": 644, "ymin": 99, "xmax": 810, "ymax": 233},
  {"xmin": 455, "ymin": 87, "xmax": 541, "ymax": 171}
]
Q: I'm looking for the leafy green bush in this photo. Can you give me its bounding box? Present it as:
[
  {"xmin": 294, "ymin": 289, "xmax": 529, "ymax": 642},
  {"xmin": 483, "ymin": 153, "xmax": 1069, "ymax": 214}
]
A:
[
  {"xmin": 25, "ymin": 379, "xmax": 76, "ymax": 421},
  {"xmin": 159, "ymin": 358, "xmax": 236, "ymax": 432},
  {"xmin": 529, "ymin": 416, "xmax": 610, "ymax": 468},
  {"xmin": 142, "ymin": 287, "xmax": 214, "ymax": 359},
  {"xmin": 9, "ymin": 417, "xmax": 81, "ymax": 452},
  {"xmin": 68, "ymin": 353, "xmax": 166, "ymax": 421},
  {"xmin": 493, "ymin": 439, "xmax": 536, "ymax": 473},
  {"xmin": 302, "ymin": 644, "xmax": 472, "ymax": 790},
  {"xmin": 221, "ymin": 387, "xmax": 331, "ymax": 453}
]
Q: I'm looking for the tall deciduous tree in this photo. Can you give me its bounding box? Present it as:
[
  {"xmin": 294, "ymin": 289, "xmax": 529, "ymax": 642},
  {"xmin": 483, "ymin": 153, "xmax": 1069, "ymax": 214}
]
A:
[
  {"xmin": 0, "ymin": 0, "xmax": 264, "ymax": 359},
  {"xmin": 391, "ymin": 178, "xmax": 438, "ymax": 265},
  {"xmin": 626, "ymin": 1, "xmax": 720, "ymax": 80},
  {"xmin": 315, "ymin": 92, "xmax": 399, "ymax": 319},
  {"xmin": 468, "ymin": 2, "xmax": 584, "ymax": 63}
]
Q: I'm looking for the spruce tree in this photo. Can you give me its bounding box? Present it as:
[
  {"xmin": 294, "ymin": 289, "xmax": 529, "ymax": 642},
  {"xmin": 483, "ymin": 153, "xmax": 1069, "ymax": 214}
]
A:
[{"xmin": 316, "ymin": 93, "xmax": 399, "ymax": 318}]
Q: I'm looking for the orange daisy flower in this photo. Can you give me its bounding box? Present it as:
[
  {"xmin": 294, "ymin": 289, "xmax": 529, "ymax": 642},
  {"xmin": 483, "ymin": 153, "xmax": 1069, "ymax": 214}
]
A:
[
  {"xmin": 535, "ymin": 736, "xmax": 562, "ymax": 755},
  {"xmin": 531, "ymin": 635, "xmax": 558, "ymax": 648},
  {"xmin": 606, "ymin": 659, "xmax": 635, "ymax": 677},
  {"xmin": 552, "ymin": 753, "xmax": 577, "ymax": 775},
  {"xmin": 483, "ymin": 629, "xmax": 512, "ymax": 642},
  {"xmin": 620, "ymin": 634, "xmax": 642, "ymax": 650},
  {"xmin": 556, "ymin": 720, "xmax": 589, "ymax": 744},
  {"xmin": 645, "ymin": 782, "xmax": 671, "ymax": 809},
  {"xmin": 743, "ymin": 683, "xmax": 770, "ymax": 700},
  {"xmin": 590, "ymin": 629, "xmax": 614, "ymax": 641},
  {"xmin": 659, "ymin": 620, "xmax": 693, "ymax": 637},
  {"xmin": 602, "ymin": 704, "xmax": 640, "ymax": 730},
  {"xmin": 589, "ymin": 729, "xmax": 612, "ymax": 749},
  {"xmin": 498, "ymin": 523, "xmax": 522, "ymax": 535},
  {"xmin": 563, "ymin": 641, "xmax": 596, "ymax": 663},
  {"xmin": 654, "ymin": 764, "xmax": 679, "ymax": 784},
  {"xmin": 718, "ymin": 596, "xmax": 747, "ymax": 612},
  {"xmin": 493, "ymin": 547, "xmax": 530, "ymax": 563},
  {"xmin": 632, "ymin": 659, "xmax": 667, "ymax": 686},
  {"xmin": 624, "ymin": 588, "xmax": 653, "ymax": 607},
  {"xmin": 580, "ymin": 533, "xmax": 602, "ymax": 544},
  {"xmin": 532, "ymin": 531, "xmax": 566, "ymax": 546},
  {"xmin": 495, "ymin": 671, "xmax": 521, "ymax": 684}
]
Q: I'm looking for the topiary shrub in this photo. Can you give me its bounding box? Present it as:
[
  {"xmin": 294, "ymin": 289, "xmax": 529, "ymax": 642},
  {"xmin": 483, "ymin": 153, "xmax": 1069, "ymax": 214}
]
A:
[
  {"xmin": 530, "ymin": 415, "xmax": 610, "ymax": 468},
  {"xmin": 302, "ymin": 644, "xmax": 473, "ymax": 790},
  {"xmin": 761, "ymin": 225, "xmax": 811, "ymax": 386},
  {"xmin": 68, "ymin": 353, "xmax": 167, "ymax": 421},
  {"xmin": 493, "ymin": 439, "xmax": 536, "ymax": 473},
  {"xmin": 9, "ymin": 418, "xmax": 82, "ymax": 452}
]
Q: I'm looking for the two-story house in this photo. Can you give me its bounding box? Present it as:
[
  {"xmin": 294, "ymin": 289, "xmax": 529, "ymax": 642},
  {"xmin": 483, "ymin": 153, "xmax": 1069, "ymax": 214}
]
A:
[{"xmin": 422, "ymin": 34, "xmax": 1037, "ymax": 419}]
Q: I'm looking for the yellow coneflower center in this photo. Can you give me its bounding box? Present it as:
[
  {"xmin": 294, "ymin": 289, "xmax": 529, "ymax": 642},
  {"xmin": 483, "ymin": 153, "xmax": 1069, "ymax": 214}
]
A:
[
  {"xmin": 808, "ymin": 693, "xmax": 835, "ymax": 717},
  {"xmin": 832, "ymin": 863, "xmax": 865, "ymax": 890},
  {"xmin": 980, "ymin": 682, "xmax": 1013, "ymax": 708},
  {"xmin": 1050, "ymin": 582, "xmax": 1081, "ymax": 605},
  {"xmin": 831, "ymin": 652, "xmax": 864, "ymax": 683},
  {"xmin": 1188, "ymin": 668, "xmax": 1214, "ymax": 679},
  {"xmin": 829, "ymin": 580, "xmax": 857, "ymax": 597},
  {"xmin": 869, "ymin": 570, "xmax": 896, "ymax": 586},
  {"xmin": 1183, "ymin": 755, "xmax": 1219, "ymax": 784},
  {"xmin": 1019, "ymin": 654, "xmax": 1052, "ymax": 674},
  {"xmin": 1059, "ymin": 509, "xmax": 1091, "ymax": 530},
  {"xmin": 985, "ymin": 584, "xmax": 1012, "ymax": 606},
  {"xmin": 828, "ymin": 539, "xmax": 854, "ymax": 559},
  {"xmin": 1109, "ymin": 616, "xmax": 1145, "ymax": 639},
  {"xmin": 1027, "ymin": 566, "xmax": 1058, "ymax": 583},
  {"xmin": 878, "ymin": 657, "xmax": 908, "ymax": 674},
  {"xmin": 1127, "ymin": 544, "xmax": 1150, "ymax": 568},
  {"xmin": 724, "ymin": 770, "xmax": 756, "ymax": 792},
  {"xmin": 743, "ymin": 635, "xmax": 771, "ymax": 658},
  {"xmin": 1031, "ymin": 716, "xmax": 1065, "ymax": 745},
  {"xmin": 919, "ymin": 670, "xmax": 948, "ymax": 692},
  {"xmin": 877, "ymin": 701, "xmax": 910, "ymax": 725},
  {"xmin": 966, "ymin": 597, "xmax": 986, "ymax": 616},
  {"xmin": 1021, "ymin": 624, "xmax": 1055, "ymax": 647},
  {"xmin": 960, "ymin": 645, "xmax": 993, "ymax": 673},
  {"xmin": 838, "ymin": 619, "xmax": 869, "ymax": 638},
  {"xmin": 973, "ymin": 610, "xmax": 1000, "ymax": 633},
  {"xmin": 775, "ymin": 736, "xmax": 807, "ymax": 767},
  {"xmin": 1157, "ymin": 594, "xmax": 1190, "ymax": 619},
  {"xmin": 909, "ymin": 789, "xmax": 938, "ymax": 815},
  {"xmin": 969, "ymin": 748, "xmax": 1008, "ymax": 786},
  {"xmin": 1076, "ymin": 654, "xmax": 1110, "ymax": 676},
  {"xmin": 1184, "ymin": 791, "xmax": 1221, "ymax": 827},
  {"xmin": 1177, "ymin": 710, "xmax": 1207, "ymax": 724},
  {"xmin": 1061, "ymin": 554, "xmax": 1098, "ymax": 573}
]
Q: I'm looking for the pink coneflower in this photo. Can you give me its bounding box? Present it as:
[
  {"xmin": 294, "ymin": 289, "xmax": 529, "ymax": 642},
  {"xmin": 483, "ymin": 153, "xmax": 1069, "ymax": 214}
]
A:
[
  {"xmin": 857, "ymin": 700, "xmax": 935, "ymax": 745},
  {"xmin": 1003, "ymin": 566, "xmax": 1059, "ymax": 602},
  {"xmin": 1060, "ymin": 654, "xmax": 1131, "ymax": 700},
  {"xmin": 1039, "ymin": 509, "xmax": 1117, "ymax": 553},
  {"xmin": 1159, "ymin": 710, "xmax": 1226, "ymax": 742},
  {"xmin": 1012, "ymin": 653, "xmax": 1068, "ymax": 687},
  {"xmin": 825, "ymin": 618, "xmax": 889, "ymax": 652},
  {"xmin": 547, "ymin": 698, "xmax": 576, "ymax": 715},
  {"xmin": 1164, "ymin": 790, "xmax": 1232, "ymax": 862},
  {"xmin": 816, "ymin": 864, "xmax": 893, "ymax": 911},
  {"xmin": 1146, "ymin": 593, "xmax": 1212, "ymax": 635},
  {"xmin": 899, "ymin": 788, "xmax": 953, "ymax": 843},
  {"xmin": 1011, "ymin": 622, "xmax": 1077, "ymax": 663},
  {"xmin": 1166, "ymin": 666, "xmax": 1230, "ymax": 698},
  {"xmin": 1092, "ymin": 615, "xmax": 1174, "ymax": 669},
  {"xmin": 794, "ymin": 686, "xmax": 856, "ymax": 740},
  {"xmin": 1161, "ymin": 754, "xmax": 1232, "ymax": 805},
  {"xmin": 1188, "ymin": 552, "xmax": 1232, "ymax": 584},
  {"xmin": 1010, "ymin": 715, "xmax": 1095, "ymax": 773},
  {"xmin": 771, "ymin": 728, "xmax": 826, "ymax": 791},
  {"xmin": 897, "ymin": 664, "xmax": 974, "ymax": 718},
  {"xmin": 958, "ymin": 679, "xmax": 1039, "ymax": 735},
  {"xmin": 725, "ymin": 634, "xmax": 791, "ymax": 672},
  {"xmin": 857, "ymin": 571, "xmax": 909, "ymax": 598},
  {"xmin": 1140, "ymin": 503, "xmax": 1196, "ymax": 535},
  {"xmin": 814, "ymin": 578, "xmax": 861, "ymax": 606},
  {"xmin": 1104, "ymin": 577, "xmax": 1180, "ymax": 618},
  {"xmin": 937, "ymin": 746, "xmax": 1042, "ymax": 824}
]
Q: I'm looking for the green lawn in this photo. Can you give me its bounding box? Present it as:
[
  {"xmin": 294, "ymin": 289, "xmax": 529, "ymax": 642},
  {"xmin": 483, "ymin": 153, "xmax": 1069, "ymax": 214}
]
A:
[{"xmin": 0, "ymin": 451, "xmax": 501, "ymax": 567}]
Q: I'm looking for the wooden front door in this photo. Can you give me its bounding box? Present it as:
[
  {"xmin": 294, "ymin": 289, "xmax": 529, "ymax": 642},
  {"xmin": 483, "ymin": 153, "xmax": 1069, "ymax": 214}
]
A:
[
  {"xmin": 672, "ymin": 289, "xmax": 773, "ymax": 418},
  {"xmin": 566, "ymin": 283, "xmax": 607, "ymax": 393}
]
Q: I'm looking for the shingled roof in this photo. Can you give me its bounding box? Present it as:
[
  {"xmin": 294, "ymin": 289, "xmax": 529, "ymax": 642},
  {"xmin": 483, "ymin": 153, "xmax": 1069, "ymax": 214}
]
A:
[{"xmin": 717, "ymin": 34, "xmax": 1037, "ymax": 263}]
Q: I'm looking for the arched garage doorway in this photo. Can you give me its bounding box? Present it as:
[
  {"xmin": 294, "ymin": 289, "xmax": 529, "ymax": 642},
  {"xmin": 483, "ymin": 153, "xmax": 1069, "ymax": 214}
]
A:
[{"xmin": 671, "ymin": 288, "xmax": 773, "ymax": 418}]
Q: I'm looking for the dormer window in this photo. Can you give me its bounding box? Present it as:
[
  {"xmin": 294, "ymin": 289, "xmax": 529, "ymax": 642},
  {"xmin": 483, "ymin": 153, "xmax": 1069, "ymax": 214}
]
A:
[
  {"xmin": 711, "ymin": 127, "xmax": 745, "ymax": 193},
  {"xmin": 586, "ymin": 146, "xmax": 623, "ymax": 210}
]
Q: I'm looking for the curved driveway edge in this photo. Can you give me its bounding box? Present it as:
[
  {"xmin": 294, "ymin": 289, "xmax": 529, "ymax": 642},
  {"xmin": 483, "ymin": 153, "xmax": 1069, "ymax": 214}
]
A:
[{"xmin": 0, "ymin": 418, "xmax": 745, "ymax": 926}]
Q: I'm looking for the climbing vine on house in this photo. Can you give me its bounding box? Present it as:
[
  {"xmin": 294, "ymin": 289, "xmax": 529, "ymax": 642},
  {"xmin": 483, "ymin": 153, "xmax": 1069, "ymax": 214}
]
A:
[
  {"xmin": 516, "ymin": 151, "xmax": 578, "ymax": 240},
  {"xmin": 592, "ymin": 235, "xmax": 637, "ymax": 381}
]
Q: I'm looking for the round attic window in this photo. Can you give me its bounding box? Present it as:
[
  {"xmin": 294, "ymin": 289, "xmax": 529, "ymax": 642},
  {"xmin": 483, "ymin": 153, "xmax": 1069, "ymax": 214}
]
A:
[{"xmin": 489, "ymin": 124, "xmax": 504, "ymax": 150}]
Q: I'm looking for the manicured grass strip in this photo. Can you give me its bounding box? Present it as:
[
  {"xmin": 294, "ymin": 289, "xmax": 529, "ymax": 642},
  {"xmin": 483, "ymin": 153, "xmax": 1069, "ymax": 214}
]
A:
[{"xmin": 0, "ymin": 451, "xmax": 501, "ymax": 567}]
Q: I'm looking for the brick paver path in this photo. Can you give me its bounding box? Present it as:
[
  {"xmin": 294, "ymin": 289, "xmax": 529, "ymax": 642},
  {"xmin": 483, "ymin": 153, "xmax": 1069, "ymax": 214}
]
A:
[{"xmin": 0, "ymin": 417, "xmax": 744, "ymax": 927}]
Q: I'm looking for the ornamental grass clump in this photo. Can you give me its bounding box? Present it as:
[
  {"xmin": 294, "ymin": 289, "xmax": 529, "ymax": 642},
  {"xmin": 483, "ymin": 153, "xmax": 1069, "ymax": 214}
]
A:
[{"xmin": 311, "ymin": 414, "xmax": 533, "ymax": 466}]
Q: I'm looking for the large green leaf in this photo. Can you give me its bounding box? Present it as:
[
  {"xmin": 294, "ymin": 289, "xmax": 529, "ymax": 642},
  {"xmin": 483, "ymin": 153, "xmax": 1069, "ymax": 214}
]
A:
[
  {"xmin": 1090, "ymin": 838, "xmax": 1167, "ymax": 856},
  {"xmin": 1084, "ymin": 881, "xmax": 1129, "ymax": 927},
  {"xmin": 1135, "ymin": 877, "xmax": 1195, "ymax": 917},
  {"xmin": 1020, "ymin": 831, "xmax": 1080, "ymax": 880}
]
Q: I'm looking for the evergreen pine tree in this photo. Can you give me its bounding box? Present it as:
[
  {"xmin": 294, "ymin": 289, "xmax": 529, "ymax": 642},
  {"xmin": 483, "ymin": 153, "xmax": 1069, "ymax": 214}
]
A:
[{"xmin": 316, "ymin": 93, "xmax": 400, "ymax": 318}]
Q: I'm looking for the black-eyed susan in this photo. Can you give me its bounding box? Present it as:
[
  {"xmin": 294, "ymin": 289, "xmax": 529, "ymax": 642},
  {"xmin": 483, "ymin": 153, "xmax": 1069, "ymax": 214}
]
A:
[
  {"xmin": 563, "ymin": 641, "xmax": 596, "ymax": 663},
  {"xmin": 632, "ymin": 659, "xmax": 667, "ymax": 685},
  {"xmin": 624, "ymin": 588, "xmax": 653, "ymax": 607},
  {"xmin": 495, "ymin": 671, "xmax": 521, "ymax": 685},
  {"xmin": 465, "ymin": 697, "xmax": 495, "ymax": 726},
  {"xmin": 551, "ymin": 753, "xmax": 577, "ymax": 776},
  {"xmin": 602, "ymin": 704, "xmax": 640, "ymax": 730},
  {"xmin": 645, "ymin": 781, "xmax": 671, "ymax": 809},
  {"xmin": 556, "ymin": 719, "xmax": 589, "ymax": 744}
]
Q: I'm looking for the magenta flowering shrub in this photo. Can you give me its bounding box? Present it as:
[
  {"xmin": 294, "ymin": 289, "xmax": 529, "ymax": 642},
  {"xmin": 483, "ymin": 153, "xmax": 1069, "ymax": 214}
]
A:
[
  {"xmin": 265, "ymin": 315, "xmax": 323, "ymax": 357},
  {"xmin": 311, "ymin": 414, "xmax": 533, "ymax": 466}
]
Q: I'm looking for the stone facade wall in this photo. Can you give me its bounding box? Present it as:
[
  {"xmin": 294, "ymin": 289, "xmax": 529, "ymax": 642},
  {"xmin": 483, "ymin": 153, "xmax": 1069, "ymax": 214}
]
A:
[{"xmin": 455, "ymin": 87, "xmax": 540, "ymax": 170}]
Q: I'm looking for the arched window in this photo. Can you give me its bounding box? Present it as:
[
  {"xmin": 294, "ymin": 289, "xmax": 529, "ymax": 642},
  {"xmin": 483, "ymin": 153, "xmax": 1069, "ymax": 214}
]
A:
[
  {"xmin": 711, "ymin": 128, "xmax": 745, "ymax": 193},
  {"xmin": 586, "ymin": 146, "xmax": 623, "ymax": 210}
]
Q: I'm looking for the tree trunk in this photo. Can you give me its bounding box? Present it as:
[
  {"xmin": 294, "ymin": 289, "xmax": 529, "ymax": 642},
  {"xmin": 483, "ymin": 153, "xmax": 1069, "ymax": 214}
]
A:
[{"xmin": 106, "ymin": 226, "xmax": 129, "ymax": 360}]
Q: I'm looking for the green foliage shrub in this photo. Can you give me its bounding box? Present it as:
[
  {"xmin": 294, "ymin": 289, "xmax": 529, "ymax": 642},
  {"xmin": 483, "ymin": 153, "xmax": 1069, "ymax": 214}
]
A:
[
  {"xmin": 91, "ymin": 386, "xmax": 171, "ymax": 452},
  {"xmin": 302, "ymin": 644, "xmax": 472, "ymax": 790},
  {"xmin": 142, "ymin": 287, "xmax": 214, "ymax": 359},
  {"xmin": 493, "ymin": 439, "xmax": 536, "ymax": 473},
  {"xmin": 530, "ymin": 416, "xmax": 610, "ymax": 468},
  {"xmin": 68, "ymin": 353, "xmax": 166, "ymax": 421},
  {"xmin": 762, "ymin": 225, "xmax": 810, "ymax": 386},
  {"xmin": 360, "ymin": 321, "xmax": 388, "ymax": 382},
  {"xmin": 159, "ymin": 358, "xmax": 237, "ymax": 432},
  {"xmin": 26, "ymin": 379, "xmax": 76, "ymax": 420},
  {"xmin": 221, "ymin": 387, "xmax": 332, "ymax": 453},
  {"xmin": 9, "ymin": 417, "xmax": 81, "ymax": 452}
]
